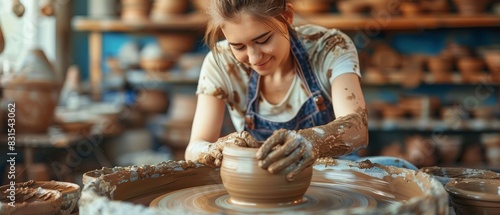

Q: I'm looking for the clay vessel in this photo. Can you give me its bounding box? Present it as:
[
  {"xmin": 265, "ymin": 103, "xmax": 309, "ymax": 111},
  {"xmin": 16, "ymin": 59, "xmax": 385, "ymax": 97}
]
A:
[
  {"xmin": 457, "ymin": 57, "xmax": 484, "ymax": 83},
  {"xmin": 0, "ymin": 180, "xmax": 81, "ymax": 215},
  {"xmin": 445, "ymin": 179, "xmax": 500, "ymax": 215},
  {"xmin": 452, "ymin": 0, "xmax": 490, "ymax": 16},
  {"xmin": 221, "ymin": 143, "xmax": 313, "ymax": 205},
  {"xmin": 150, "ymin": 0, "xmax": 189, "ymax": 21},
  {"xmin": 156, "ymin": 33, "xmax": 196, "ymax": 56},
  {"xmin": 0, "ymin": 187, "xmax": 63, "ymax": 215},
  {"xmin": 121, "ymin": 0, "xmax": 151, "ymax": 21},
  {"xmin": 290, "ymin": 0, "xmax": 331, "ymax": 14}
]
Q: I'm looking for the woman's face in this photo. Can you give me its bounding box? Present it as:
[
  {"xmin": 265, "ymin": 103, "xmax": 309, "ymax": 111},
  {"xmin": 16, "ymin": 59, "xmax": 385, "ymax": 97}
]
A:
[{"xmin": 221, "ymin": 13, "xmax": 291, "ymax": 76}]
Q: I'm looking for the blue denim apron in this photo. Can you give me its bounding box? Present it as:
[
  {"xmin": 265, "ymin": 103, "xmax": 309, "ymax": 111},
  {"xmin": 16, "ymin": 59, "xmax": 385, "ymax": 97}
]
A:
[{"xmin": 243, "ymin": 32, "xmax": 334, "ymax": 141}]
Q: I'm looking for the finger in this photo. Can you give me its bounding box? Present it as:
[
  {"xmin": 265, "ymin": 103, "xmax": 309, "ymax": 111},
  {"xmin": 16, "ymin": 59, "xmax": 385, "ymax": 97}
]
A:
[
  {"xmin": 201, "ymin": 154, "xmax": 216, "ymax": 168},
  {"xmin": 256, "ymin": 130, "xmax": 288, "ymax": 159},
  {"xmin": 268, "ymin": 146, "xmax": 305, "ymax": 174},
  {"xmin": 214, "ymin": 158, "xmax": 222, "ymax": 167},
  {"xmin": 259, "ymin": 138, "xmax": 301, "ymax": 169},
  {"xmin": 211, "ymin": 148, "xmax": 223, "ymax": 161},
  {"xmin": 286, "ymin": 156, "xmax": 315, "ymax": 182},
  {"xmin": 239, "ymin": 131, "xmax": 260, "ymax": 148}
]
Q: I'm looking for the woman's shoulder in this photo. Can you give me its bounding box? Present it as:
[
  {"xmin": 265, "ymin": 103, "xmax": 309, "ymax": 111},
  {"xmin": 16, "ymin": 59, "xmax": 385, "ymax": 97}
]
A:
[{"xmin": 294, "ymin": 24, "xmax": 345, "ymax": 41}]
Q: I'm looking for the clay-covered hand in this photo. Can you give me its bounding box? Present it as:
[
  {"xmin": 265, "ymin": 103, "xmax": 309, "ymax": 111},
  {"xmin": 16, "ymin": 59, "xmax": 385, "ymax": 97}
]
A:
[
  {"xmin": 256, "ymin": 111, "xmax": 368, "ymax": 181},
  {"xmin": 198, "ymin": 131, "xmax": 260, "ymax": 167},
  {"xmin": 256, "ymin": 129, "xmax": 316, "ymax": 181}
]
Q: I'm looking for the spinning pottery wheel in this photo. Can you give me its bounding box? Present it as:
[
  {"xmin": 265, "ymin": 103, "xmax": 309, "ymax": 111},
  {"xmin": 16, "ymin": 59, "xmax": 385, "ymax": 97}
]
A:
[{"xmin": 79, "ymin": 158, "xmax": 448, "ymax": 214}]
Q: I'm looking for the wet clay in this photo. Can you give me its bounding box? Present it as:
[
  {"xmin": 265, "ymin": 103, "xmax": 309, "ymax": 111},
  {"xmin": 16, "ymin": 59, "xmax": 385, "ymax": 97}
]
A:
[
  {"xmin": 445, "ymin": 179, "xmax": 500, "ymax": 215},
  {"xmin": 420, "ymin": 166, "xmax": 500, "ymax": 185},
  {"xmin": 0, "ymin": 187, "xmax": 62, "ymax": 215},
  {"xmin": 79, "ymin": 159, "xmax": 449, "ymax": 215}
]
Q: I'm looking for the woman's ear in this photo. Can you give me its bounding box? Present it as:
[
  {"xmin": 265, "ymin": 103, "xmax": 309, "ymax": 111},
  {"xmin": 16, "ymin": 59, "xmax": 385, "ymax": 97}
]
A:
[{"xmin": 283, "ymin": 3, "xmax": 295, "ymax": 25}]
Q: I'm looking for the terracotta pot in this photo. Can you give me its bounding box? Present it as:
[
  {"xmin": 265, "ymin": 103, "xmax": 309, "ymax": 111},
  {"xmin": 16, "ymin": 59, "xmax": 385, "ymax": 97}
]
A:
[
  {"xmin": 446, "ymin": 179, "xmax": 500, "ymax": 215},
  {"xmin": 483, "ymin": 50, "xmax": 500, "ymax": 82},
  {"xmin": 290, "ymin": 0, "xmax": 332, "ymax": 14},
  {"xmin": 156, "ymin": 33, "xmax": 196, "ymax": 56},
  {"xmin": 136, "ymin": 89, "xmax": 169, "ymax": 114},
  {"xmin": 420, "ymin": 0, "xmax": 450, "ymax": 14},
  {"xmin": 2, "ymin": 81, "xmax": 61, "ymax": 134},
  {"xmin": 400, "ymin": 1, "xmax": 421, "ymax": 16},
  {"xmin": 150, "ymin": 0, "xmax": 189, "ymax": 21},
  {"xmin": 337, "ymin": 0, "xmax": 369, "ymax": 16},
  {"xmin": 221, "ymin": 143, "xmax": 313, "ymax": 205},
  {"xmin": 457, "ymin": 57, "xmax": 484, "ymax": 83},
  {"xmin": 121, "ymin": 0, "xmax": 151, "ymax": 21},
  {"xmin": 427, "ymin": 56, "xmax": 453, "ymax": 83},
  {"xmin": 0, "ymin": 180, "xmax": 81, "ymax": 215},
  {"xmin": 452, "ymin": 0, "xmax": 490, "ymax": 15},
  {"xmin": 0, "ymin": 187, "xmax": 63, "ymax": 215}
]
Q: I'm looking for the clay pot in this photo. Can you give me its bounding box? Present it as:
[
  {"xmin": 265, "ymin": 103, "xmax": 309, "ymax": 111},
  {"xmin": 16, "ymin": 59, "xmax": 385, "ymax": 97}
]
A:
[
  {"xmin": 446, "ymin": 179, "xmax": 500, "ymax": 215},
  {"xmin": 121, "ymin": 0, "xmax": 151, "ymax": 21},
  {"xmin": 150, "ymin": 0, "xmax": 189, "ymax": 21},
  {"xmin": 452, "ymin": 0, "xmax": 490, "ymax": 16},
  {"xmin": 404, "ymin": 135, "xmax": 437, "ymax": 167},
  {"xmin": 427, "ymin": 56, "xmax": 453, "ymax": 83},
  {"xmin": 136, "ymin": 89, "xmax": 169, "ymax": 114},
  {"xmin": 0, "ymin": 180, "xmax": 81, "ymax": 215},
  {"xmin": 381, "ymin": 104, "xmax": 404, "ymax": 120},
  {"xmin": 290, "ymin": 0, "xmax": 332, "ymax": 14},
  {"xmin": 221, "ymin": 143, "xmax": 313, "ymax": 205},
  {"xmin": 399, "ymin": 1, "xmax": 421, "ymax": 16},
  {"xmin": 457, "ymin": 57, "xmax": 485, "ymax": 83},
  {"xmin": 2, "ymin": 82, "xmax": 61, "ymax": 133},
  {"xmin": 58, "ymin": 121, "xmax": 94, "ymax": 135},
  {"xmin": 0, "ymin": 187, "xmax": 63, "ymax": 215},
  {"xmin": 370, "ymin": 44, "xmax": 401, "ymax": 70},
  {"xmin": 420, "ymin": 0, "xmax": 450, "ymax": 14},
  {"xmin": 156, "ymin": 33, "xmax": 196, "ymax": 56},
  {"xmin": 483, "ymin": 50, "xmax": 500, "ymax": 82},
  {"xmin": 337, "ymin": 0, "xmax": 370, "ymax": 16}
]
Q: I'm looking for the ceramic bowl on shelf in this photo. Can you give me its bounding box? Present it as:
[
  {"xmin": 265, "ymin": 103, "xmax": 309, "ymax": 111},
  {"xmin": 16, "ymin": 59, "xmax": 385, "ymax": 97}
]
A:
[
  {"xmin": 445, "ymin": 179, "xmax": 500, "ymax": 215},
  {"xmin": 456, "ymin": 57, "xmax": 485, "ymax": 83},
  {"xmin": 452, "ymin": 0, "xmax": 490, "ymax": 16}
]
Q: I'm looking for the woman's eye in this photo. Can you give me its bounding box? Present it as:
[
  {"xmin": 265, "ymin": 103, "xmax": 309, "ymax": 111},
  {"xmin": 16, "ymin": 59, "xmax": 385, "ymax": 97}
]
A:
[
  {"xmin": 233, "ymin": 45, "xmax": 245, "ymax": 51},
  {"xmin": 256, "ymin": 35, "xmax": 271, "ymax": 44}
]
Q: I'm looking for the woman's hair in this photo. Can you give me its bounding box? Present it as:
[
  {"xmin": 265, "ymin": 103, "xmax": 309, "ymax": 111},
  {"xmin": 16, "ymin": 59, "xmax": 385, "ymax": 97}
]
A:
[{"xmin": 204, "ymin": 0, "xmax": 292, "ymax": 53}]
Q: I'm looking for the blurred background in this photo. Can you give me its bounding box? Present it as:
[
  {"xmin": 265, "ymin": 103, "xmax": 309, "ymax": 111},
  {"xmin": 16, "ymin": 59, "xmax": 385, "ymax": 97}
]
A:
[{"xmin": 0, "ymin": 0, "xmax": 499, "ymax": 187}]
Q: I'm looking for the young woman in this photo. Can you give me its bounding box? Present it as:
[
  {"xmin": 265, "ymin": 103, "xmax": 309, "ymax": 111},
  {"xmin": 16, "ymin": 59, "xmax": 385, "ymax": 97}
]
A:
[{"xmin": 185, "ymin": 0, "xmax": 416, "ymax": 181}]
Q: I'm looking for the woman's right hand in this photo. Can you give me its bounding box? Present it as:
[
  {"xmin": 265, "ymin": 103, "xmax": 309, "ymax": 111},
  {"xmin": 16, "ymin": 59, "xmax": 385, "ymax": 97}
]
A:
[{"xmin": 198, "ymin": 131, "xmax": 259, "ymax": 167}]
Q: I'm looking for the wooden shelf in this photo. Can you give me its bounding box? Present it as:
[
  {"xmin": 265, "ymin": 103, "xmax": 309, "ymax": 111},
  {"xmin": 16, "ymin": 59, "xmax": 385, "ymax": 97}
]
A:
[
  {"xmin": 73, "ymin": 14, "xmax": 500, "ymax": 33},
  {"xmin": 72, "ymin": 14, "xmax": 208, "ymax": 32},
  {"xmin": 295, "ymin": 14, "xmax": 500, "ymax": 30}
]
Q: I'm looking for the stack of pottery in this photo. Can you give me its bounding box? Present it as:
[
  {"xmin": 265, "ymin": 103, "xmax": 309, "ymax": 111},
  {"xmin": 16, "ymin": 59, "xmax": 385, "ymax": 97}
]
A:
[
  {"xmin": 121, "ymin": 0, "xmax": 151, "ymax": 21},
  {"xmin": 150, "ymin": 0, "xmax": 189, "ymax": 21},
  {"xmin": 1, "ymin": 49, "xmax": 62, "ymax": 134},
  {"xmin": 399, "ymin": 0, "xmax": 422, "ymax": 16},
  {"xmin": 420, "ymin": 0, "xmax": 450, "ymax": 14}
]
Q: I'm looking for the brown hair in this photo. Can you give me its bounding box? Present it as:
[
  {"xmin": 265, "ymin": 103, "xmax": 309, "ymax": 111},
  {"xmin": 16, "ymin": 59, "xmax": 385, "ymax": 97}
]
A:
[{"xmin": 204, "ymin": 0, "xmax": 293, "ymax": 53}]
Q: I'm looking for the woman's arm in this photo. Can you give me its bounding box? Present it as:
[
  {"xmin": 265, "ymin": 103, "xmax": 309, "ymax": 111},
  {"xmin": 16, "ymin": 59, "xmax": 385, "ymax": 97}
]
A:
[
  {"xmin": 185, "ymin": 94, "xmax": 226, "ymax": 161},
  {"xmin": 257, "ymin": 73, "xmax": 368, "ymax": 181}
]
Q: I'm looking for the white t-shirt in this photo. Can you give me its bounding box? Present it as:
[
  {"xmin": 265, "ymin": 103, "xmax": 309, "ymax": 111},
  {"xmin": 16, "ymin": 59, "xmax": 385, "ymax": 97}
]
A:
[{"xmin": 196, "ymin": 24, "xmax": 361, "ymax": 131}]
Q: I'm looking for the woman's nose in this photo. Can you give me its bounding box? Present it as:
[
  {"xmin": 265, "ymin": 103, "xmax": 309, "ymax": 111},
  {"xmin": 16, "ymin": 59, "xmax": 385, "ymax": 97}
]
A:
[{"xmin": 248, "ymin": 46, "xmax": 262, "ymax": 65}]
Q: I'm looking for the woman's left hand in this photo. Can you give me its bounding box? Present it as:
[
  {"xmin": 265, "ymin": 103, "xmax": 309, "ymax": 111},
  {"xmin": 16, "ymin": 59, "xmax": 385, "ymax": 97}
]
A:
[{"xmin": 256, "ymin": 129, "xmax": 317, "ymax": 181}]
